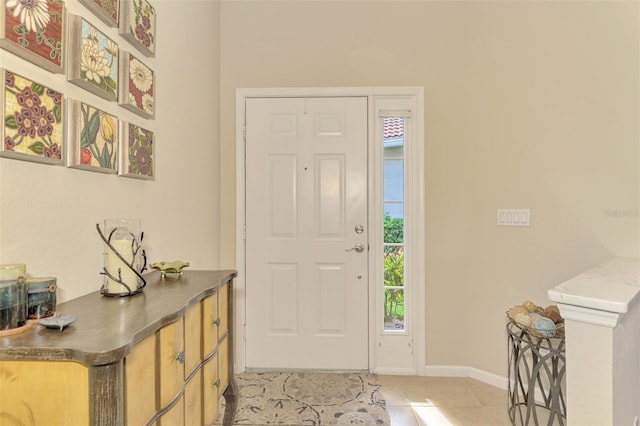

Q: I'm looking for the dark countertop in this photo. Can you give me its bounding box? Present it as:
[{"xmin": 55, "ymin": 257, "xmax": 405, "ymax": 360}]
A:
[{"xmin": 0, "ymin": 270, "xmax": 237, "ymax": 366}]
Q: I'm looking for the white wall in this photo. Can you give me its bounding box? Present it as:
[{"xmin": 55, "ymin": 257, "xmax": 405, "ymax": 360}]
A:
[
  {"xmin": 0, "ymin": 0, "xmax": 221, "ymax": 303},
  {"xmin": 219, "ymin": 1, "xmax": 639, "ymax": 377}
]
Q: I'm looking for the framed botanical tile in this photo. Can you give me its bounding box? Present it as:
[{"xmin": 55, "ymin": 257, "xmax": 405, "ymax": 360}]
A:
[
  {"xmin": 0, "ymin": 0, "xmax": 65, "ymax": 73},
  {"xmin": 119, "ymin": 0, "xmax": 154, "ymax": 57},
  {"xmin": 1, "ymin": 69, "xmax": 64, "ymax": 164},
  {"xmin": 78, "ymin": 0, "xmax": 119, "ymax": 28},
  {"xmin": 119, "ymin": 121, "xmax": 153, "ymax": 179},
  {"xmin": 118, "ymin": 51, "xmax": 153, "ymax": 118},
  {"xmin": 66, "ymin": 98, "xmax": 118, "ymax": 173},
  {"xmin": 67, "ymin": 14, "xmax": 118, "ymax": 102}
]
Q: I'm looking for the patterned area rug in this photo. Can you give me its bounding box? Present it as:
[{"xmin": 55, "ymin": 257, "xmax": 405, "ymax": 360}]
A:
[{"xmin": 217, "ymin": 372, "xmax": 390, "ymax": 425}]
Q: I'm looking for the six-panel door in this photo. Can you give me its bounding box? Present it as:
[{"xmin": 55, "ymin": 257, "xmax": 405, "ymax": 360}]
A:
[{"xmin": 245, "ymin": 97, "xmax": 369, "ymax": 370}]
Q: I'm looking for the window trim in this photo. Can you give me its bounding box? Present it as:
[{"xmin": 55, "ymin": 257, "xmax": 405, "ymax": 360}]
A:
[{"xmin": 371, "ymin": 94, "xmax": 425, "ymax": 374}]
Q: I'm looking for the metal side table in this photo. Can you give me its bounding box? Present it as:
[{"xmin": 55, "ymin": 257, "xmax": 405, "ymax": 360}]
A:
[{"xmin": 507, "ymin": 321, "xmax": 566, "ymax": 425}]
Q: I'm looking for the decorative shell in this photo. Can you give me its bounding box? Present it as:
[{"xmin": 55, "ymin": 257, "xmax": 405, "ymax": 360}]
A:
[
  {"xmin": 514, "ymin": 313, "xmax": 531, "ymax": 327},
  {"xmin": 507, "ymin": 301, "xmax": 565, "ymax": 338},
  {"xmin": 543, "ymin": 304, "xmax": 560, "ymax": 315},
  {"xmin": 543, "ymin": 305, "xmax": 563, "ymax": 324},
  {"xmin": 522, "ymin": 300, "xmax": 538, "ymax": 313},
  {"xmin": 508, "ymin": 306, "xmax": 529, "ymax": 321},
  {"xmin": 533, "ymin": 317, "xmax": 556, "ymax": 337}
]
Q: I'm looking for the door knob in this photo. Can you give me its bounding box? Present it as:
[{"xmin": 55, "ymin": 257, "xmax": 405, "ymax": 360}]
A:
[{"xmin": 345, "ymin": 244, "xmax": 364, "ymax": 253}]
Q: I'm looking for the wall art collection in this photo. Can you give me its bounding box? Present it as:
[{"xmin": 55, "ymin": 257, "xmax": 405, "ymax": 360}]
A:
[{"xmin": 0, "ymin": 0, "xmax": 155, "ymax": 180}]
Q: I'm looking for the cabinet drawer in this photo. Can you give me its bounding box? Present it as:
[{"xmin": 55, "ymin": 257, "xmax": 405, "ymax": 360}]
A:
[
  {"xmin": 184, "ymin": 301, "xmax": 202, "ymax": 376},
  {"xmin": 202, "ymin": 352, "xmax": 220, "ymax": 425},
  {"xmin": 184, "ymin": 369, "xmax": 203, "ymax": 426},
  {"xmin": 126, "ymin": 333, "xmax": 156, "ymax": 425},
  {"xmin": 158, "ymin": 393, "xmax": 184, "ymax": 426},
  {"xmin": 218, "ymin": 283, "xmax": 229, "ymax": 338},
  {"xmin": 217, "ymin": 337, "xmax": 230, "ymax": 399},
  {"xmin": 0, "ymin": 360, "xmax": 89, "ymax": 425},
  {"xmin": 202, "ymin": 292, "xmax": 219, "ymax": 356},
  {"xmin": 159, "ymin": 317, "xmax": 185, "ymax": 408}
]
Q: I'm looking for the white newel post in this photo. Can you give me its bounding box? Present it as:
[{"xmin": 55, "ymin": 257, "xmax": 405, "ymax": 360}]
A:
[{"xmin": 548, "ymin": 258, "xmax": 640, "ymax": 426}]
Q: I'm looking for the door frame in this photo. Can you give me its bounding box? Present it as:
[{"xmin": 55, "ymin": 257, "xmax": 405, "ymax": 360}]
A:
[{"xmin": 235, "ymin": 87, "xmax": 425, "ymax": 374}]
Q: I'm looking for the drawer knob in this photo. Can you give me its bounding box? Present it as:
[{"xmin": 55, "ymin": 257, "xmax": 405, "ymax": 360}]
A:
[
  {"xmin": 214, "ymin": 318, "xmax": 221, "ymax": 326},
  {"xmin": 214, "ymin": 378, "xmax": 221, "ymax": 388},
  {"xmin": 175, "ymin": 351, "xmax": 185, "ymax": 364}
]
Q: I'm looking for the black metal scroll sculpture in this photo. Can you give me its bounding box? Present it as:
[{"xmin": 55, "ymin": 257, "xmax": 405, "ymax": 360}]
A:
[{"xmin": 96, "ymin": 223, "xmax": 147, "ymax": 296}]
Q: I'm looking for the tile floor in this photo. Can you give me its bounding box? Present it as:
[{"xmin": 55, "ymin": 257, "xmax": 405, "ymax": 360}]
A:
[{"xmin": 379, "ymin": 375, "xmax": 511, "ymax": 426}]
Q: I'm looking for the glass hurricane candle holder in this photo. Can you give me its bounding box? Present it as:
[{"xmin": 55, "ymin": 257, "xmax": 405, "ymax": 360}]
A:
[
  {"xmin": 97, "ymin": 219, "xmax": 147, "ymax": 296},
  {"xmin": 0, "ymin": 264, "xmax": 28, "ymax": 330},
  {"xmin": 0, "ymin": 277, "xmax": 27, "ymax": 330},
  {"xmin": 26, "ymin": 277, "xmax": 57, "ymax": 319}
]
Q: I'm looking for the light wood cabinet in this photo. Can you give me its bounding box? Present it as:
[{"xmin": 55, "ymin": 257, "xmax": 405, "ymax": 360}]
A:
[
  {"xmin": 0, "ymin": 270, "xmax": 237, "ymax": 426},
  {"xmin": 159, "ymin": 395, "xmax": 184, "ymax": 426},
  {"xmin": 203, "ymin": 352, "xmax": 220, "ymax": 425},
  {"xmin": 0, "ymin": 360, "xmax": 90, "ymax": 424},
  {"xmin": 184, "ymin": 371, "xmax": 203, "ymax": 425},
  {"xmin": 126, "ymin": 333, "xmax": 156, "ymax": 425},
  {"xmin": 184, "ymin": 301, "xmax": 202, "ymax": 376},
  {"xmin": 203, "ymin": 291, "xmax": 219, "ymax": 355},
  {"xmin": 159, "ymin": 317, "xmax": 185, "ymax": 409},
  {"xmin": 218, "ymin": 338, "xmax": 230, "ymax": 399}
]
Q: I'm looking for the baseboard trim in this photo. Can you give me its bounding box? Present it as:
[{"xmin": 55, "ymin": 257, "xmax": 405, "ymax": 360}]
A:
[
  {"xmin": 468, "ymin": 367, "xmax": 509, "ymax": 390},
  {"xmin": 374, "ymin": 367, "xmax": 417, "ymax": 376},
  {"xmin": 423, "ymin": 365, "xmax": 469, "ymax": 377},
  {"xmin": 422, "ymin": 365, "xmax": 509, "ymax": 391}
]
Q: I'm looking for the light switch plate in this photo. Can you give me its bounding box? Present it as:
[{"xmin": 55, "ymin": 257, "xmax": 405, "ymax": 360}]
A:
[{"xmin": 497, "ymin": 209, "xmax": 530, "ymax": 226}]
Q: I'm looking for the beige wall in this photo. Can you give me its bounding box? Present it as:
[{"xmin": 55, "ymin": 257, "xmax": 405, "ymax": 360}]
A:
[
  {"xmin": 0, "ymin": 0, "xmax": 221, "ymax": 302},
  {"xmin": 219, "ymin": 1, "xmax": 639, "ymax": 376},
  {"xmin": 1, "ymin": 0, "xmax": 636, "ymax": 379}
]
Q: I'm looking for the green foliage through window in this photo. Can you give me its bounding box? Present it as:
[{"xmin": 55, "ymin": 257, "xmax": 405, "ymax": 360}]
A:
[
  {"xmin": 383, "ymin": 212, "xmax": 404, "ymax": 245},
  {"xmin": 384, "ymin": 247, "xmax": 404, "ymax": 323},
  {"xmin": 384, "ymin": 212, "xmax": 405, "ymax": 326}
]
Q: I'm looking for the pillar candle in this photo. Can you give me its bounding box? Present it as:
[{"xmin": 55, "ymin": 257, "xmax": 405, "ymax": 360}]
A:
[{"xmin": 105, "ymin": 240, "xmax": 139, "ymax": 294}]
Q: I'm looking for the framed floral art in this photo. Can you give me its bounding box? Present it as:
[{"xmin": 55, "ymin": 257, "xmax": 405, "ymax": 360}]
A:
[
  {"xmin": 78, "ymin": 0, "xmax": 119, "ymax": 28},
  {"xmin": 67, "ymin": 14, "xmax": 118, "ymax": 102},
  {"xmin": 0, "ymin": 0, "xmax": 65, "ymax": 73},
  {"xmin": 119, "ymin": 51, "xmax": 153, "ymax": 118},
  {"xmin": 1, "ymin": 69, "xmax": 64, "ymax": 164},
  {"xmin": 119, "ymin": 0, "xmax": 154, "ymax": 57},
  {"xmin": 119, "ymin": 121, "xmax": 153, "ymax": 179},
  {"xmin": 66, "ymin": 98, "xmax": 118, "ymax": 173}
]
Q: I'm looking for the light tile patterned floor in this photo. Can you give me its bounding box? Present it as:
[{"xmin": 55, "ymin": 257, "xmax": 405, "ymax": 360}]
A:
[{"xmin": 379, "ymin": 375, "xmax": 511, "ymax": 426}]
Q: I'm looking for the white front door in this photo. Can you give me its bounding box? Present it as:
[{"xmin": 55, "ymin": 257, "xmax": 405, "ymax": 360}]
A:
[{"xmin": 245, "ymin": 97, "xmax": 368, "ymax": 370}]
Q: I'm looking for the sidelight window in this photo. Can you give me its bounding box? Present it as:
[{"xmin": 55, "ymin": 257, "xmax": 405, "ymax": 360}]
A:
[{"xmin": 383, "ymin": 117, "xmax": 405, "ymax": 331}]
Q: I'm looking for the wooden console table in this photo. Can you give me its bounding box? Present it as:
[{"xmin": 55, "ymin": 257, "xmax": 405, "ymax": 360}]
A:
[{"xmin": 0, "ymin": 270, "xmax": 237, "ymax": 426}]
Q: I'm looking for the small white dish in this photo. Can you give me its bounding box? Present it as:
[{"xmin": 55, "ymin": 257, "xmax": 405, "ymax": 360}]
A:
[{"xmin": 39, "ymin": 315, "xmax": 77, "ymax": 331}]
